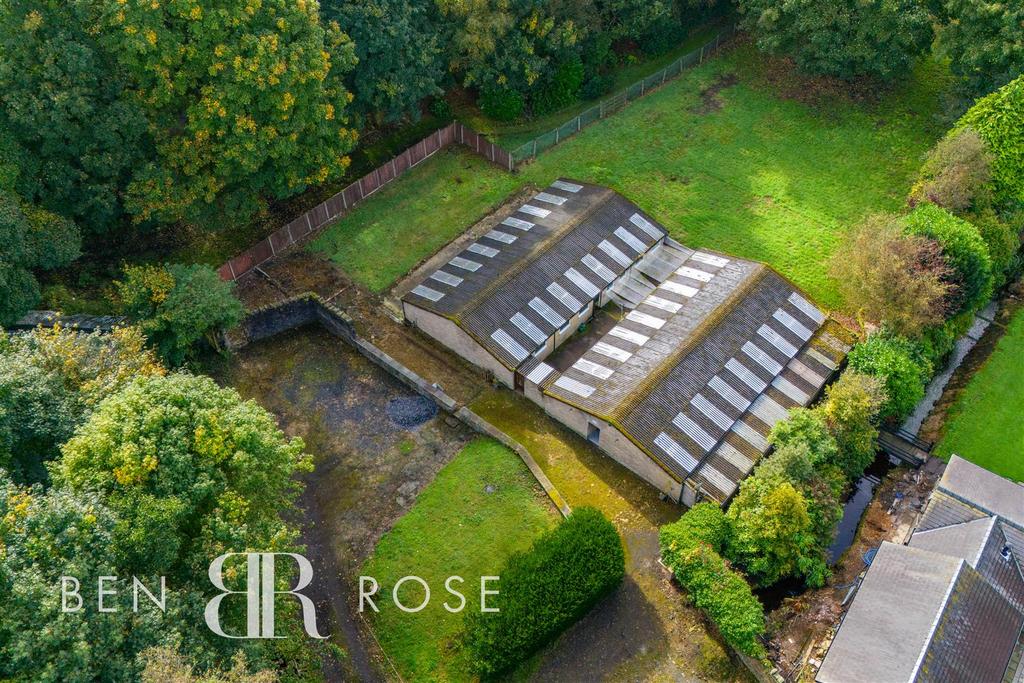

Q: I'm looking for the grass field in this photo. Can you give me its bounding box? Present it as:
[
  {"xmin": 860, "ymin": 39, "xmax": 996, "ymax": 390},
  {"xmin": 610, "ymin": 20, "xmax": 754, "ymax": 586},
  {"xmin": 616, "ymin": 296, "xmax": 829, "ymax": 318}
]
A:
[
  {"xmin": 361, "ymin": 437, "xmax": 557, "ymax": 681},
  {"xmin": 311, "ymin": 42, "xmax": 949, "ymax": 308},
  {"xmin": 935, "ymin": 309, "xmax": 1024, "ymax": 482}
]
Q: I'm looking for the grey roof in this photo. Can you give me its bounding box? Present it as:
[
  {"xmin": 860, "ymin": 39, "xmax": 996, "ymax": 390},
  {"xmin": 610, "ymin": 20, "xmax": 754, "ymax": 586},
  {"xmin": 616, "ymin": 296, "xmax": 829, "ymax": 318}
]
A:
[
  {"xmin": 817, "ymin": 542, "xmax": 1024, "ymax": 683},
  {"xmin": 401, "ymin": 180, "xmax": 665, "ymax": 369}
]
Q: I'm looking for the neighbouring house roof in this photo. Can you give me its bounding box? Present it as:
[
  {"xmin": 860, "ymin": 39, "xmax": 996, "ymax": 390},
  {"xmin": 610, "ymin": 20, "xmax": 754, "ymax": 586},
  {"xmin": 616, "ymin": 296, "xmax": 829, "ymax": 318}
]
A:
[
  {"xmin": 401, "ymin": 180, "xmax": 666, "ymax": 369},
  {"xmin": 816, "ymin": 541, "xmax": 1024, "ymax": 683}
]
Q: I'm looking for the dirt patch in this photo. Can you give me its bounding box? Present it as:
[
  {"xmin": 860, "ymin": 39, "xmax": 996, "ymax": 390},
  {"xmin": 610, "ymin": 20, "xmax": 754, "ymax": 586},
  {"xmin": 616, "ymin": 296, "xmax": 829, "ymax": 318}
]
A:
[{"xmin": 691, "ymin": 73, "xmax": 740, "ymax": 114}]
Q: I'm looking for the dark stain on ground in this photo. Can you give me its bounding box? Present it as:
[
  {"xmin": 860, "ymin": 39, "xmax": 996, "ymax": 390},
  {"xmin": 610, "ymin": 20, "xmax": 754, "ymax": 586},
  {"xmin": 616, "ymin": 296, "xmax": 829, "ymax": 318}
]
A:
[{"xmin": 692, "ymin": 72, "xmax": 740, "ymax": 114}]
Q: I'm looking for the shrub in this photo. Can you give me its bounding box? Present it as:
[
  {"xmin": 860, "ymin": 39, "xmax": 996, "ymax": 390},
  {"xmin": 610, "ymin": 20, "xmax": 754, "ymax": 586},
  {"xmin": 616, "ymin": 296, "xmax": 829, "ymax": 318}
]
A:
[
  {"xmin": 847, "ymin": 334, "xmax": 932, "ymax": 420},
  {"xmin": 832, "ymin": 213, "xmax": 954, "ymax": 335},
  {"xmin": 114, "ymin": 263, "xmax": 244, "ymax": 366},
  {"xmin": 429, "ymin": 97, "xmax": 453, "ymax": 121},
  {"xmin": 971, "ymin": 208, "xmax": 1020, "ymax": 286},
  {"xmin": 904, "ymin": 203, "xmax": 994, "ymax": 315},
  {"xmin": 956, "ymin": 75, "xmax": 1024, "ymax": 207},
  {"xmin": 463, "ymin": 507, "xmax": 624, "ymax": 677},
  {"xmin": 937, "ymin": 0, "xmax": 1024, "ymax": 109},
  {"xmin": 532, "ymin": 55, "xmax": 584, "ymax": 116},
  {"xmin": 820, "ymin": 372, "xmax": 886, "ymax": 480},
  {"xmin": 769, "ymin": 408, "xmax": 839, "ymax": 466},
  {"xmin": 909, "ymin": 128, "xmax": 994, "ymax": 214},
  {"xmin": 478, "ymin": 85, "xmax": 525, "ymax": 122},
  {"xmin": 582, "ymin": 72, "xmax": 616, "ymax": 100},
  {"xmin": 659, "ymin": 506, "xmax": 766, "ymax": 658}
]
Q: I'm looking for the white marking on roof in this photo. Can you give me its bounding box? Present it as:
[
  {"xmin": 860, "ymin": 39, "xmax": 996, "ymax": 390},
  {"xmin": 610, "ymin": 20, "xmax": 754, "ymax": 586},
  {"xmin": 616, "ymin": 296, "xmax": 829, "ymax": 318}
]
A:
[
  {"xmin": 772, "ymin": 376, "xmax": 810, "ymax": 405},
  {"xmin": 673, "ymin": 413, "xmax": 717, "ymax": 451},
  {"xmin": 644, "ymin": 295, "xmax": 682, "ymax": 314},
  {"xmin": 717, "ymin": 441, "xmax": 754, "ymax": 474},
  {"xmin": 598, "ymin": 240, "xmax": 633, "ymax": 267},
  {"xmin": 659, "ymin": 280, "xmax": 699, "ymax": 297},
  {"xmin": 758, "ymin": 324, "xmax": 798, "ymax": 358},
  {"xmin": 430, "ymin": 270, "xmax": 463, "ymax": 287},
  {"xmin": 411, "ymin": 285, "xmax": 444, "ymax": 302},
  {"xmin": 691, "ymin": 394, "xmax": 734, "ymax": 431},
  {"xmin": 788, "ymin": 358, "xmax": 826, "ymax": 386},
  {"xmin": 614, "ymin": 226, "xmax": 647, "ymax": 254},
  {"xmin": 518, "ymin": 204, "xmax": 550, "ymax": 218},
  {"xmin": 528, "ymin": 297, "xmax": 566, "ymax": 327},
  {"xmin": 547, "ymin": 282, "xmax": 583, "ymax": 313},
  {"xmin": 565, "ymin": 268, "xmax": 600, "ymax": 298},
  {"xmin": 501, "ymin": 216, "xmax": 534, "ymax": 231},
  {"xmin": 534, "ymin": 191, "xmax": 567, "ymax": 206},
  {"xmin": 582, "ymin": 254, "xmax": 616, "ymax": 283},
  {"xmin": 573, "ymin": 358, "xmax": 614, "ymax": 380},
  {"xmin": 731, "ymin": 420, "xmax": 768, "ymax": 451},
  {"xmin": 654, "ymin": 433, "xmax": 699, "ymax": 473},
  {"xmin": 695, "ymin": 463, "xmax": 736, "ymax": 499},
  {"xmin": 690, "ymin": 252, "xmax": 730, "ymax": 268},
  {"xmin": 466, "ymin": 243, "xmax": 498, "ymax": 257},
  {"xmin": 449, "ymin": 256, "xmax": 482, "ymax": 272},
  {"xmin": 485, "ymin": 229, "xmax": 517, "ymax": 244},
  {"xmin": 788, "ymin": 292, "xmax": 826, "ymax": 324},
  {"xmin": 626, "ymin": 310, "xmax": 665, "ymax": 330},
  {"xmin": 554, "ymin": 375, "xmax": 595, "ymax": 398},
  {"xmin": 629, "ymin": 213, "xmax": 663, "ymax": 239},
  {"xmin": 675, "ymin": 266, "xmax": 714, "ymax": 283},
  {"xmin": 726, "ymin": 357, "xmax": 768, "ymax": 392},
  {"xmin": 742, "ymin": 341, "xmax": 783, "ymax": 375},
  {"xmin": 608, "ymin": 326, "xmax": 649, "ymax": 346},
  {"xmin": 592, "ymin": 342, "xmax": 632, "ymax": 362},
  {"xmin": 490, "ymin": 328, "xmax": 528, "ymax": 361},
  {"xmin": 551, "ymin": 180, "xmax": 582, "ymax": 193},
  {"xmin": 773, "ymin": 309, "xmax": 812, "ymax": 341},
  {"xmin": 525, "ymin": 362, "xmax": 555, "ymax": 385},
  {"xmin": 511, "ymin": 312, "xmax": 547, "ymax": 344},
  {"xmin": 750, "ymin": 394, "xmax": 790, "ymax": 426},
  {"xmin": 806, "ymin": 347, "xmax": 838, "ymax": 370},
  {"xmin": 709, "ymin": 376, "xmax": 751, "ymax": 412}
]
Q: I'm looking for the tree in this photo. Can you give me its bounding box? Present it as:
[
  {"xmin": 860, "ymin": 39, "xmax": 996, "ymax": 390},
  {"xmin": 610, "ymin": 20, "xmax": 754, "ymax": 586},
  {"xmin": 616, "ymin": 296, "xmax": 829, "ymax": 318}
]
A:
[
  {"xmin": 820, "ymin": 372, "xmax": 886, "ymax": 480},
  {"xmin": 956, "ymin": 75, "xmax": 1024, "ymax": 207},
  {"xmin": 140, "ymin": 647, "xmax": 277, "ymax": 683},
  {"xmin": 904, "ymin": 202, "xmax": 994, "ymax": 315},
  {"xmin": 936, "ymin": 0, "xmax": 1024, "ymax": 100},
  {"xmin": 847, "ymin": 333, "xmax": 932, "ymax": 420},
  {"xmin": 769, "ymin": 407, "xmax": 838, "ymax": 465},
  {"xmin": 326, "ymin": 0, "xmax": 445, "ymax": 124},
  {"xmin": 114, "ymin": 264, "xmax": 244, "ymax": 366},
  {"xmin": 909, "ymin": 128, "xmax": 994, "ymax": 214},
  {"xmin": 831, "ymin": 213, "xmax": 953, "ymax": 335},
  {"xmin": 53, "ymin": 373, "xmax": 311, "ymax": 581},
  {"xmin": 0, "ymin": 188, "xmax": 81, "ymax": 325},
  {"xmin": 736, "ymin": 0, "xmax": 933, "ymax": 81}
]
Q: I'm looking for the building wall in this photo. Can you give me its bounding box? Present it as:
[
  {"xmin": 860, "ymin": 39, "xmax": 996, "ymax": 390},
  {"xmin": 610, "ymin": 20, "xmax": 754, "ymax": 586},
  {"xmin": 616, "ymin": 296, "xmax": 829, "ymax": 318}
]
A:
[
  {"xmin": 541, "ymin": 394, "xmax": 683, "ymax": 502},
  {"xmin": 403, "ymin": 302, "xmax": 515, "ymax": 387}
]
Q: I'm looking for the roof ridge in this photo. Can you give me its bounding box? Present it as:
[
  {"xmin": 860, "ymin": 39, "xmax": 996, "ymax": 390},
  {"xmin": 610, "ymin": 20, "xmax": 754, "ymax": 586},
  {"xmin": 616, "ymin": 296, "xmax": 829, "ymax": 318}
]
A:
[
  {"xmin": 451, "ymin": 186, "xmax": 616, "ymax": 324},
  {"xmin": 909, "ymin": 556, "xmax": 966, "ymax": 681}
]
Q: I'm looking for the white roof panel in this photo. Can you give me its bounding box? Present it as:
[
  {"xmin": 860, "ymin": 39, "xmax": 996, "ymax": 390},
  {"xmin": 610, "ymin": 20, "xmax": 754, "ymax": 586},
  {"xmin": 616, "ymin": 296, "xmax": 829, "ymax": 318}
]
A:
[
  {"xmin": 551, "ymin": 180, "xmax": 583, "ymax": 193},
  {"xmin": 525, "ymin": 362, "xmax": 555, "ymax": 385},
  {"xmin": 742, "ymin": 341, "xmax": 783, "ymax": 375},
  {"xmin": 629, "ymin": 213, "xmax": 663, "ymax": 239},
  {"xmin": 573, "ymin": 358, "xmax": 614, "ymax": 380},
  {"xmin": 411, "ymin": 285, "xmax": 444, "ymax": 302},
  {"xmin": 773, "ymin": 309, "xmax": 812, "ymax": 341},
  {"xmin": 675, "ymin": 266, "xmax": 714, "ymax": 283},
  {"xmin": 582, "ymin": 254, "xmax": 616, "ymax": 283},
  {"xmin": 690, "ymin": 252, "xmax": 729, "ymax": 267},
  {"xmin": 726, "ymin": 357, "xmax": 769, "ymax": 392},
  {"xmin": 708, "ymin": 375, "xmax": 751, "ymax": 412},
  {"xmin": 644, "ymin": 295, "xmax": 682, "ymax": 314},
  {"xmin": 547, "ymin": 282, "xmax": 583, "ymax": 313},
  {"xmin": 485, "ymin": 229, "xmax": 517, "ymax": 244},
  {"xmin": 429, "ymin": 270, "xmax": 463, "ymax": 287},
  {"xmin": 750, "ymin": 394, "xmax": 790, "ymax": 426},
  {"xmin": 449, "ymin": 256, "xmax": 482, "ymax": 272},
  {"xmin": 732, "ymin": 420, "xmax": 769, "ymax": 451},
  {"xmin": 758, "ymin": 324, "xmax": 798, "ymax": 358},
  {"xmin": 598, "ymin": 240, "xmax": 633, "ymax": 267},
  {"xmin": 614, "ymin": 226, "xmax": 648, "ymax": 254},
  {"xmin": 501, "ymin": 216, "xmax": 534, "ymax": 231},
  {"xmin": 772, "ymin": 375, "xmax": 810, "ymax": 405},
  {"xmin": 691, "ymin": 393, "xmax": 734, "ymax": 431},
  {"xmin": 528, "ymin": 297, "xmax": 566, "ymax": 328},
  {"xmin": 511, "ymin": 312, "xmax": 547, "ymax": 345},
  {"xmin": 788, "ymin": 292, "xmax": 826, "ymax": 324},
  {"xmin": 608, "ymin": 326, "xmax": 649, "ymax": 346},
  {"xmin": 659, "ymin": 280, "xmax": 699, "ymax": 297},
  {"xmin": 565, "ymin": 268, "xmax": 600, "ymax": 298},
  {"xmin": 592, "ymin": 341, "xmax": 632, "ymax": 362},
  {"xmin": 626, "ymin": 310, "xmax": 666, "ymax": 330},
  {"xmin": 554, "ymin": 375, "xmax": 595, "ymax": 398},
  {"xmin": 654, "ymin": 432, "xmax": 700, "ymax": 473},
  {"xmin": 518, "ymin": 204, "xmax": 550, "ymax": 218},
  {"xmin": 490, "ymin": 328, "xmax": 528, "ymax": 362},
  {"xmin": 673, "ymin": 412, "xmax": 717, "ymax": 451},
  {"xmin": 534, "ymin": 191, "xmax": 567, "ymax": 206},
  {"xmin": 466, "ymin": 242, "xmax": 498, "ymax": 257}
]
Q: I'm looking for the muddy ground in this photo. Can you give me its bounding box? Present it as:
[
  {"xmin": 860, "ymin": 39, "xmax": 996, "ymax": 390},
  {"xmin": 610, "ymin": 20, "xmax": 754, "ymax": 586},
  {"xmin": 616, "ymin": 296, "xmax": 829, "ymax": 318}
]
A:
[{"xmin": 216, "ymin": 326, "xmax": 473, "ymax": 681}]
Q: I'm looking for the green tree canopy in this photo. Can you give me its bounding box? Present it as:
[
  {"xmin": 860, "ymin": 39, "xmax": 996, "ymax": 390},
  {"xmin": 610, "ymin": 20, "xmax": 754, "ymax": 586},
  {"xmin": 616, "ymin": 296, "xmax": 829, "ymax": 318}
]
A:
[
  {"xmin": 937, "ymin": 0, "xmax": 1024, "ymax": 100},
  {"xmin": 847, "ymin": 333, "xmax": 932, "ymax": 420},
  {"xmin": 956, "ymin": 75, "xmax": 1024, "ymax": 207}
]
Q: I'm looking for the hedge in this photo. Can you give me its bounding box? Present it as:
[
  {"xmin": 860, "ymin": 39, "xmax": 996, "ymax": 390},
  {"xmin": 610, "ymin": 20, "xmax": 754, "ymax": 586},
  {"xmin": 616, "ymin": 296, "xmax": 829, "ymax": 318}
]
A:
[
  {"xmin": 463, "ymin": 507, "xmax": 624, "ymax": 678},
  {"xmin": 956, "ymin": 75, "xmax": 1024, "ymax": 207},
  {"xmin": 847, "ymin": 333, "xmax": 932, "ymax": 420}
]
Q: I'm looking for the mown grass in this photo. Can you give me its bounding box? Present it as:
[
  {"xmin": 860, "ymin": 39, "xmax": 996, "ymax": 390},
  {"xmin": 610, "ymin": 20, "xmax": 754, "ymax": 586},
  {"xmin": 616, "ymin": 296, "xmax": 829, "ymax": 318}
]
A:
[
  {"xmin": 312, "ymin": 42, "xmax": 949, "ymax": 307},
  {"xmin": 361, "ymin": 437, "xmax": 557, "ymax": 681},
  {"xmin": 935, "ymin": 308, "xmax": 1024, "ymax": 482}
]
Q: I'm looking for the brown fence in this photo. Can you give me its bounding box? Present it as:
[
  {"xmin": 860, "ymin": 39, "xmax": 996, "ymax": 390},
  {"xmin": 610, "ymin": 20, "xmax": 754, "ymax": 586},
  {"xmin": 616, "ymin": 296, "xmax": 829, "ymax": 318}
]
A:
[{"xmin": 218, "ymin": 122, "xmax": 513, "ymax": 281}]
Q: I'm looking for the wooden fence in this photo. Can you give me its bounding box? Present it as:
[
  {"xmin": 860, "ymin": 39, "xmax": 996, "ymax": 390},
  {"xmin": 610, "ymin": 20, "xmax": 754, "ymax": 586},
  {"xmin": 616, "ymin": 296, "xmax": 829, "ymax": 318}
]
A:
[{"xmin": 218, "ymin": 122, "xmax": 513, "ymax": 281}]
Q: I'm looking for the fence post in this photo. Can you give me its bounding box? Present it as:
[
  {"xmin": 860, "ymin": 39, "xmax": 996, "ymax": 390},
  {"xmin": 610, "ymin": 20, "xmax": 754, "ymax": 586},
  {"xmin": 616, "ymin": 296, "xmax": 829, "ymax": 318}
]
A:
[
  {"xmin": 555, "ymin": 129, "xmax": 559, "ymax": 144},
  {"xmin": 700, "ymin": 46, "xmax": 704, "ymax": 64},
  {"xmin": 577, "ymin": 115, "xmax": 581, "ymax": 132}
]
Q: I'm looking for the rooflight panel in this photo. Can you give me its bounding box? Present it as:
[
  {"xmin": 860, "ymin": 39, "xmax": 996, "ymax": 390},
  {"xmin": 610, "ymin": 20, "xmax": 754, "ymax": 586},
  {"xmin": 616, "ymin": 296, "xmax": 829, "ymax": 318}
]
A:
[
  {"xmin": 731, "ymin": 420, "xmax": 768, "ymax": 451},
  {"xmin": 429, "ymin": 270, "xmax": 463, "ymax": 287},
  {"xmin": 672, "ymin": 413, "xmax": 717, "ymax": 451},
  {"xmin": 484, "ymin": 230, "xmax": 517, "ymax": 245},
  {"xmin": 546, "ymin": 282, "xmax": 583, "ymax": 313},
  {"xmin": 659, "ymin": 280, "xmax": 699, "ymax": 298},
  {"xmin": 449, "ymin": 256, "xmax": 482, "ymax": 272},
  {"xmin": 466, "ymin": 243, "xmax": 498, "ymax": 257},
  {"xmin": 675, "ymin": 266, "xmax": 714, "ymax": 283},
  {"xmin": 726, "ymin": 357, "xmax": 769, "ymax": 392},
  {"xmin": 772, "ymin": 375, "xmax": 810, "ymax": 404},
  {"xmin": 691, "ymin": 393, "xmax": 734, "ymax": 431},
  {"xmin": 511, "ymin": 312, "xmax": 548, "ymax": 344},
  {"xmin": 534, "ymin": 192, "xmax": 567, "ymax": 206},
  {"xmin": 629, "ymin": 213, "xmax": 663, "ymax": 239},
  {"xmin": 741, "ymin": 341, "xmax": 784, "ymax": 375},
  {"xmin": 592, "ymin": 341, "xmax": 632, "ymax": 362},
  {"xmin": 806, "ymin": 347, "xmax": 838, "ymax": 371},
  {"xmin": 626, "ymin": 310, "xmax": 666, "ymax": 330},
  {"xmin": 582, "ymin": 254, "xmax": 616, "ymax": 283},
  {"xmin": 490, "ymin": 328, "xmax": 528, "ymax": 362},
  {"xmin": 773, "ymin": 309, "xmax": 812, "ymax": 341},
  {"xmin": 565, "ymin": 268, "xmax": 600, "ymax": 298},
  {"xmin": 525, "ymin": 362, "xmax": 555, "ymax": 385},
  {"xmin": 411, "ymin": 284, "xmax": 445, "ymax": 302},
  {"xmin": 708, "ymin": 375, "xmax": 751, "ymax": 412},
  {"xmin": 528, "ymin": 297, "xmax": 566, "ymax": 328},
  {"xmin": 757, "ymin": 324, "xmax": 798, "ymax": 358},
  {"xmin": 598, "ymin": 240, "xmax": 633, "ymax": 267},
  {"xmin": 608, "ymin": 326, "xmax": 649, "ymax": 346},
  {"xmin": 788, "ymin": 292, "xmax": 826, "ymax": 324},
  {"xmin": 750, "ymin": 394, "xmax": 790, "ymax": 426},
  {"xmin": 690, "ymin": 252, "xmax": 730, "ymax": 268},
  {"xmin": 614, "ymin": 226, "xmax": 648, "ymax": 254},
  {"xmin": 694, "ymin": 463, "xmax": 736, "ymax": 499},
  {"xmin": 573, "ymin": 358, "xmax": 614, "ymax": 380},
  {"xmin": 554, "ymin": 375, "xmax": 595, "ymax": 398},
  {"xmin": 501, "ymin": 216, "xmax": 534, "ymax": 231},
  {"xmin": 788, "ymin": 358, "xmax": 825, "ymax": 386},
  {"xmin": 654, "ymin": 432, "xmax": 700, "ymax": 473},
  {"xmin": 644, "ymin": 295, "xmax": 682, "ymax": 314},
  {"xmin": 551, "ymin": 180, "xmax": 583, "ymax": 193},
  {"xmin": 518, "ymin": 204, "xmax": 550, "ymax": 218},
  {"xmin": 717, "ymin": 441, "xmax": 754, "ymax": 473}
]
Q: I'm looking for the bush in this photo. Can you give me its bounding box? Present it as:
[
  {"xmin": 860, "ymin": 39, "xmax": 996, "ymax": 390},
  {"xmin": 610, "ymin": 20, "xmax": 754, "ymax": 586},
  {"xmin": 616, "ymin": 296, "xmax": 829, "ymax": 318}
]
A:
[
  {"xmin": 532, "ymin": 55, "xmax": 584, "ymax": 116},
  {"xmin": 909, "ymin": 128, "xmax": 994, "ymax": 214},
  {"xmin": 956, "ymin": 75, "xmax": 1024, "ymax": 207},
  {"xmin": 659, "ymin": 506, "xmax": 765, "ymax": 658},
  {"xmin": 582, "ymin": 72, "xmax": 616, "ymax": 100},
  {"xmin": 847, "ymin": 334, "xmax": 932, "ymax": 420},
  {"xmin": 769, "ymin": 408, "xmax": 839, "ymax": 465},
  {"xmin": 114, "ymin": 263, "xmax": 244, "ymax": 366},
  {"xmin": 429, "ymin": 97, "xmax": 453, "ymax": 121},
  {"xmin": 820, "ymin": 372, "xmax": 886, "ymax": 480},
  {"xmin": 971, "ymin": 208, "xmax": 1021, "ymax": 286},
  {"xmin": 478, "ymin": 85, "xmax": 525, "ymax": 122},
  {"xmin": 463, "ymin": 507, "xmax": 624, "ymax": 677},
  {"xmin": 904, "ymin": 202, "xmax": 994, "ymax": 315}
]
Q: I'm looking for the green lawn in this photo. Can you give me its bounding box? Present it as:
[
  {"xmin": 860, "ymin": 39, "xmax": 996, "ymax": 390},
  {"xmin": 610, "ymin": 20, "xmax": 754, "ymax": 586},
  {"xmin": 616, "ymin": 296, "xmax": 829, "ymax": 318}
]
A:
[
  {"xmin": 311, "ymin": 43, "xmax": 949, "ymax": 307},
  {"xmin": 361, "ymin": 437, "xmax": 557, "ymax": 681},
  {"xmin": 935, "ymin": 308, "xmax": 1024, "ymax": 482}
]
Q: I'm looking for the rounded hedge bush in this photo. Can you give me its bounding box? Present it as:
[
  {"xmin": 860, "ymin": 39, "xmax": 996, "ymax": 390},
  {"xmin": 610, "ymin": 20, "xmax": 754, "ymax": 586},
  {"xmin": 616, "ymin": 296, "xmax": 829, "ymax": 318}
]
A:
[
  {"xmin": 478, "ymin": 86, "xmax": 525, "ymax": 122},
  {"xmin": 463, "ymin": 506, "xmax": 624, "ymax": 678},
  {"xmin": 847, "ymin": 334, "xmax": 932, "ymax": 420},
  {"xmin": 956, "ymin": 75, "xmax": 1024, "ymax": 207}
]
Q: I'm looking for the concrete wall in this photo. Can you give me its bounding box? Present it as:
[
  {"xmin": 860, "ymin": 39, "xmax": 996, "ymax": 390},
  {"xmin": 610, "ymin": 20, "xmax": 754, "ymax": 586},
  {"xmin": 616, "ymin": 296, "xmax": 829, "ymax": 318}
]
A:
[
  {"xmin": 541, "ymin": 394, "xmax": 683, "ymax": 502},
  {"xmin": 403, "ymin": 301, "xmax": 515, "ymax": 387}
]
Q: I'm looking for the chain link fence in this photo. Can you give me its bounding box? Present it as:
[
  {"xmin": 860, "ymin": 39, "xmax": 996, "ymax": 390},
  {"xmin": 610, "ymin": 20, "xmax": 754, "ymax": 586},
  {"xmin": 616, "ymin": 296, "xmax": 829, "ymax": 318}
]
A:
[{"xmin": 510, "ymin": 25, "xmax": 736, "ymax": 165}]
